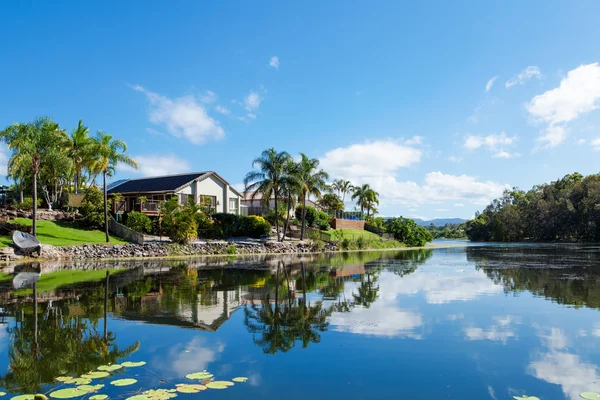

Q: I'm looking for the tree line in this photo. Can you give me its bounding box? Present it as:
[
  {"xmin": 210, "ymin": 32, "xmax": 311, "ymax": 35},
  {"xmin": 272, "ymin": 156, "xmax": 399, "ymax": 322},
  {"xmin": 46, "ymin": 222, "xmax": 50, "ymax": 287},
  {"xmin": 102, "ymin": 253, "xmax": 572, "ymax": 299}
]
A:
[
  {"xmin": 0, "ymin": 117, "xmax": 138, "ymax": 239},
  {"xmin": 466, "ymin": 172, "xmax": 600, "ymax": 242}
]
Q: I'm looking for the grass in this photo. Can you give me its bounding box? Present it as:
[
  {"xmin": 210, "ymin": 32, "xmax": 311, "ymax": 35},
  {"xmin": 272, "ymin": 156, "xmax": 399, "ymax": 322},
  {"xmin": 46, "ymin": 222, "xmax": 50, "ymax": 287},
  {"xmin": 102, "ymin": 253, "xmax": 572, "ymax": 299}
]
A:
[
  {"xmin": 0, "ymin": 218, "xmax": 128, "ymax": 247},
  {"xmin": 14, "ymin": 269, "xmax": 122, "ymax": 296},
  {"xmin": 322, "ymin": 229, "xmax": 382, "ymax": 241}
]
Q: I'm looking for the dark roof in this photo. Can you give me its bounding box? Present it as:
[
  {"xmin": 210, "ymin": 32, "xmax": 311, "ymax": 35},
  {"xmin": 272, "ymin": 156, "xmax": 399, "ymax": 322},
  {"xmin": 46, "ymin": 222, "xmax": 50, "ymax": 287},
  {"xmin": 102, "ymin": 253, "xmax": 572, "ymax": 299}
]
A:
[
  {"xmin": 108, "ymin": 172, "xmax": 209, "ymax": 194},
  {"xmin": 107, "ymin": 179, "xmax": 130, "ymax": 191}
]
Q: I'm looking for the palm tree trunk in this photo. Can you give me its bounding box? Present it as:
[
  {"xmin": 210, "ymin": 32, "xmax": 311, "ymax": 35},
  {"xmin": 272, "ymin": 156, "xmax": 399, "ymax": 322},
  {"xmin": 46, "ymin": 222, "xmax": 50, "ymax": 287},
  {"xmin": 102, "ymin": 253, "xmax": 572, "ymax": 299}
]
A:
[
  {"xmin": 104, "ymin": 170, "xmax": 109, "ymax": 243},
  {"xmin": 283, "ymin": 196, "xmax": 292, "ymax": 241},
  {"xmin": 32, "ymin": 171, "xmax": 38, "ymax": 236},
  {"xmin": 19, "ymin": 177, "xmax": 24, "ymax": 204},
  {"xmin": 300, "ymin": 195, "xmax": 307, "ymax": 240},
  {"xmin": 274, "ymin": 190, "xmax": 281, "ymax": 241}
]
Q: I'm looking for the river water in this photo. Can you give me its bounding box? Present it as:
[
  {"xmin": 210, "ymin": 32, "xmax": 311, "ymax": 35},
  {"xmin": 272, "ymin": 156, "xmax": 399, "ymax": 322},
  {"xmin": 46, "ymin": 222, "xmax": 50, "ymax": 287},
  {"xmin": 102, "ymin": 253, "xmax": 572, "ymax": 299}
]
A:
[{"xmin": 1, "ymin": 243, "xmax": 600, "ymax": 400}]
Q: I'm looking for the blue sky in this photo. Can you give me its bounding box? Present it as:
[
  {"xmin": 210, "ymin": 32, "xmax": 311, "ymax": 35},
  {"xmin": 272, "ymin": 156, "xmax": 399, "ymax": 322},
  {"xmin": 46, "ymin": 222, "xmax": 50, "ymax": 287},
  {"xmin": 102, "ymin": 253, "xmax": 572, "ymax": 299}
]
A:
[{"xmin": 2, "ymin": 1, "xmax": 600, "ymax": 220}]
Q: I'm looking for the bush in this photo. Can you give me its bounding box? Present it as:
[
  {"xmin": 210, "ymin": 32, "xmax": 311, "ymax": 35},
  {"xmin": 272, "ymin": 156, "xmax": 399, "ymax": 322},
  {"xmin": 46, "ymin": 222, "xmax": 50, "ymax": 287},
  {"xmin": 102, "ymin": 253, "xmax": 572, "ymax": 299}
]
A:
[
  {"xmin": 264, "ymin": 205, "xmax": 287, "ymax": 227},
  {"xmin": 125, "ymin": 211, "xmax": 153, "ymax": 233},
  {"xmin": 79, "ymin": 187, "xmax": 104, "ymax": 229},
  {"xmin": 226, "ymin": 245, "xmax": 237, "ymax": 254},
  {"xmin": 356, "ymin": 236, "xmax": 366, "ymax": 249},
  {"xmin": 315, "ymin": 210, "xmax": 330, "ymax": 230},
  {"xmin": 160, "ymin": 197, "xmax": 199, "ymax": 244},
  {"xmin": 242, "ymin": 215, "xmax": 271, "ymax": 238},
  {"xmin": 212, "ymin": 213, "xmax": 243, "ymax": 237},
  {"xmin": 295, "ymin": 205, "xmax": 317, "ymax": 227},
  {"xmin": 385, "ymin": 217, "xmax": 433, "ymax": 247},
  {"xmin": 19, "ymin": 197, "xmax": 43, "ymax": 211}
]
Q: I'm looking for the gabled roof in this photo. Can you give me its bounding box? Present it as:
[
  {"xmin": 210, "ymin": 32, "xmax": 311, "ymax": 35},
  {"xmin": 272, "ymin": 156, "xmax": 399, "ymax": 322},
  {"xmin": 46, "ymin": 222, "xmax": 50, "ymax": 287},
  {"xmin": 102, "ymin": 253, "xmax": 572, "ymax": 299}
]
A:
[
  {"xmin": 107, "ymin": 171, "xmax": 243, "ymax": 197},
  {"xmin": 107, "ymin": 179, "xmax": 130, "ymax": 191},
  {"xmin": 108, "ymin": 172, "xmax": 209, "ymax": 194}
]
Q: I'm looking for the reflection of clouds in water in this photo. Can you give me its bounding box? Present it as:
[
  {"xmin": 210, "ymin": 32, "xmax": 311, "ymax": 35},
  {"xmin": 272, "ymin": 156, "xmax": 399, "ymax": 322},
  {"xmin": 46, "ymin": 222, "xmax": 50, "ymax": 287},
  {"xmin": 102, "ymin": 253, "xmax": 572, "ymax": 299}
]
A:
[
  {"xmin": 329, "ymin": 274, "xmax": 423, "ymax": 337},
  {"xmin": 383, "ymin": 267, "xmax": 503, "ymax": 304},
  {"xmin": 247, "ymin": 372, "xmax": 261, "ymax": 387},
  {"xmin": 464, "ymin": 315, "xmax": 521, "ymax": 344},
  {"xmin": 152, "ymin": 336, "xmax": 224, "ymax": 377},
  {"xmin": 529, "ymin": 327, "xmax": 600, "ymax": 400},
  {"xmin": 488, "ymin": 385, "xmax": 497, "ymax": 400}
]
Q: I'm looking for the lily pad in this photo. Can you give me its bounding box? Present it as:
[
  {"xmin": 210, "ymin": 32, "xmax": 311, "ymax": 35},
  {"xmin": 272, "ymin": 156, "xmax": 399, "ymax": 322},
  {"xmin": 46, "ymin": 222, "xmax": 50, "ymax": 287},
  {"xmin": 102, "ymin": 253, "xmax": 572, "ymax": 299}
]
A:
[
  {"xmin": 11, "ymin": 396, "xmax": 35, "ymax": 400},
  {"xmin": 125, "ymin": 397, "xmax": 151, "ymax": 400},
  {"xmin": 0, "ymin": 393, "xmax": 6, "ymax": 397},
  {"xmin": 110, "ymin": 379, "xmax": 137, "ymax": 387},
  {"xmin": 121, "ymin": 361, "xmax": 146, "ymax": 368},
  {"xmin": 211, "ymin": 381, "xmax": 234, "ymax": 387},
  {"xmin": 55, "ymin": 377, "xmax": 72, "ymax": 383},
  {"xmin": 175, "ymin": 384, "xmax": 207, "ymax": 394},
  {"xmin": 185, "ymin": 372, "xmax": 213, "ymax": 380},
  {"xmin": 89, "ymin": 396, "xmax": 108, "ymax": 400},
  {"xmin": 63, "ymin": 378, "xmax": 92, "ymax": 386},
  {"xmin": 49, "ymin": 388, "xmax": 87, "ymax": 399},
  {"xmin": 581, "ymin": 394, "xmax": 600, "ymax": 400},
  {"xmin": 77, "ymin": 385, "xmax": 104, "ymax": 393},
  {"xmin": 513, "ymin": 397, "xmax": 540, "ymax": 400},
  {"xmin": 97, "ymin": 365, "xmax": 122, "ymax": 372},
  {"xmin": 232, "ymin": 377, "xmax": 248, "ymax": 383},
  {"xmin": 141, "ymin": 389, "xmax": 177, "ymax": 400},
  {"xmin": 82, "ymin": 372, "xmax": 110, "ymax": 379}
]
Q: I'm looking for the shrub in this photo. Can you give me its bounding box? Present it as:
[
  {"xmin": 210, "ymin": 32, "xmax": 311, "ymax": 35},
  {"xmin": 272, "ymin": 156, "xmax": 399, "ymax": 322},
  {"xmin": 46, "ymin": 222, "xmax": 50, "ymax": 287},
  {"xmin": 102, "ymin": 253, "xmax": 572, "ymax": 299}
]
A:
[
  {"xmin": 264, "ymin": 205, "xmax": 287, "ymax": 227},
  {"xmin": 314, "ymin": 210, "xmax": 330, "ymax": 230},
  {"xmin": 160, "ymin": 197, "xmax": 199, "ymax": 244},
  {"xmin": 226, "ymin": 245, "xmax": 237, "ymax": 254},
  {"xmin": 125, "ymin": 211, "xmax": 153, "ymax": 233},
  {"xmin": 295, "ymin": 205, "xmax": 318, "ymax": 227},
  {"xmin": 243, "ymin": 215, "xmax": 271, "ymax": 238},
  {"xmin": 385, "ymin": 217, "xmax": 433, "ymax": 247},
  {"xmin": 340, "ymin": 238, "xmax": 351, "ymax": 250},
  {"xmin": 20, "ymin": 197, "xmax": 43, "ymax": 211},
  {"xmin": 212, "ymin": 213, "xmax": 243, "ymax": 237},
  {"xmin": 356, "ymin": 236, "xmax": 366, "ymax": 249},
  {"xmin": 79, "ymin": 187, "xmax": 104, "ymax": 229}
]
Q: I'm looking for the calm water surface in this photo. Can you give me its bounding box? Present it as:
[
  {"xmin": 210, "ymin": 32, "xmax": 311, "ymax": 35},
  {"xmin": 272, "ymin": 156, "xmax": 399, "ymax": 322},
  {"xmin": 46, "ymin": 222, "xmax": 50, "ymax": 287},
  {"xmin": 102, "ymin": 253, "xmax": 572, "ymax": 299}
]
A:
[{"xmin": 1, "ymin": 244, "xmax": 600, "ymax": 400}]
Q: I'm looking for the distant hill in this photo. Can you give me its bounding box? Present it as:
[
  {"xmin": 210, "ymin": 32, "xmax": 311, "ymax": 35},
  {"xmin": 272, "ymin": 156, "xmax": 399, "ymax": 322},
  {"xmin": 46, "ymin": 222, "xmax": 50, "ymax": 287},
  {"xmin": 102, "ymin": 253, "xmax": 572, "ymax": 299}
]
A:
[{"xmin": 411, "ymin": 218, "xmax": 467, "ymax": 227}]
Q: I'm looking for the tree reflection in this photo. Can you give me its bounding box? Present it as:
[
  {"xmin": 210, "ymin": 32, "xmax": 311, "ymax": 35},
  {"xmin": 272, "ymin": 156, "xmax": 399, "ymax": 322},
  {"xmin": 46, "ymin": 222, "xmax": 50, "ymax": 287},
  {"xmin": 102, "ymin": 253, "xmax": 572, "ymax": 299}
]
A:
[{"xmin": 0, "ymin": 277, "xmax": 139, "ymax": 393}]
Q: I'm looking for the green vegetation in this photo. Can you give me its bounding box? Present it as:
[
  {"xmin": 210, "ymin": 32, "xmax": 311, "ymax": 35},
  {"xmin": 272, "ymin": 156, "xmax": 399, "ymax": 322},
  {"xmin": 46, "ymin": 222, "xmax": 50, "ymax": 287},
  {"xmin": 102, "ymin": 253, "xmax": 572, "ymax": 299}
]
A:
[
  {"xmin": 295, "ymin": 205, "xmax": 329, "ymax": 230},
  {"xmin": 351, "ymin": 183, "xmax": 379, "ymax": 218},
  {"xmin": 322, "ymin": 229, "xmax": 382, "ymax": 241},
  {"xmin": 295, "ymin": 153, "xmax": 329, "ymax": 240},
  {"xmin": 79, "ymin": 187, "xmax": 105, "ymax": 229},
  {"xmin": 124, "ymin": 211, "xmax": 153, "ymax": 234},
  {"xmin": 1, "ymin": 218, "xmax": 126, "ymax": 247},
  {"xmin": 0, "ymin": 118, "xmax": 138, "ymax": 240},
  {"xmin": 160, "ymin": 197, "xmax": 199, "ymax": 244},
  {"xmin": 466, "ymin": 172, "xmax": 600, "ymax": 242},
  {"xmin": 426, "ymin": 223, "xmax": 467, "ymax": 239},
  {"xmin": 385, "ymin": 217, "xmax": 433, "ymax": 246},
  {"xmin": 13, "ymin": 269, "xmax": 122, "ymax": 295}
]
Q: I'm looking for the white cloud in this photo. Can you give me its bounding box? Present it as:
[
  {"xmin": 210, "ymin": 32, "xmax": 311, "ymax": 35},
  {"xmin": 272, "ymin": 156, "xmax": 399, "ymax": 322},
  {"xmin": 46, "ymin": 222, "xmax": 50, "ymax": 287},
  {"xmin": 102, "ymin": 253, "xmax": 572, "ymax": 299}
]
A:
[
  {"xmin": 133, "ymin": 85, "xmax": 224, "ymax": 144},
  {"xmin": 246, "ymin": 113, "xmax": 257, "ymax": 120},
  {"xmin": 527, "ymin": 63, "xmax": 600, "ymax": 148},
  {"xmin": 163, "ymin": 337, "xmax": 220, "ymax": 377},
  {"xmin": 464, "ymin": 315, "xmax": 521, "ymax": 344},
  {"xmin": 577, "ymin": 138, "xmax": 586, "ymax": 145},
  {"xmin": 321, "ymin": 140, "xmax": 509, "ymax": 208},
  {"xmin": 121, "ymin": 154, "xmax": 192, "ymax": 177},
  {"xmin": 448, "ymin": 155, "xmax": 463, "ymax": 163},
  {"xmin": 454, "ymin": 203, "xmax": 465, "ymax": 207},
  {"xmin": 404, "ymin": 136, "xmax": 424, "ymax": 145},
  {"xmin": 269, "ymin": 56, "xmax": 279, "ymax": 70},
  {"xmin": 485, "ymin": 76, "xmax": 498, "ymax": 92},
  {"xmin": 0, "ymin": 146, "xmax": 8, "ymax": 176},
  {"xmin": 199, "ymin": 90, "xmax": 216, "ymax": 104},
  {"xmin": 464, "ymin": 132, "xmax": 519, "ymax": 158},
  {"xmin": 244, "ymin": 92, "xmax": 261, "ymax": 111},
  {"xmin": 215, "ymin": 105, "xmax": 230, "ymax": 115},
  {"xmin": 505, "ymin": 66, "xmax": 541, "ymax": 88}
]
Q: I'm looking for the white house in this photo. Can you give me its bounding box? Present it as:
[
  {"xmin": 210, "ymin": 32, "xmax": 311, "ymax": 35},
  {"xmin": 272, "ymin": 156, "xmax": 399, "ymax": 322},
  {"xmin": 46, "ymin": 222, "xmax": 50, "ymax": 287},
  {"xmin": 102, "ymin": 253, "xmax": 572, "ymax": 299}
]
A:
[{"xmin": 108, "ymin": 171, "xmax": 242, "ymax": 216}]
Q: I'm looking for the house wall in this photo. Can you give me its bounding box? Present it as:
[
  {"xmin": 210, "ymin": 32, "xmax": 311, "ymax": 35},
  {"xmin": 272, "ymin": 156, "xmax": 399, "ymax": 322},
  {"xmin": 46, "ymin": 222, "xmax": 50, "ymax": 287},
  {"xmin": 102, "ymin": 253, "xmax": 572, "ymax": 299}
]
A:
[
  {"xmin": 190, "ymin": 175, "xmax": 241, "ymax": 215},
  {"xmin": 331, "ymin": 219, "xmax": 365, "ymax": 230}
]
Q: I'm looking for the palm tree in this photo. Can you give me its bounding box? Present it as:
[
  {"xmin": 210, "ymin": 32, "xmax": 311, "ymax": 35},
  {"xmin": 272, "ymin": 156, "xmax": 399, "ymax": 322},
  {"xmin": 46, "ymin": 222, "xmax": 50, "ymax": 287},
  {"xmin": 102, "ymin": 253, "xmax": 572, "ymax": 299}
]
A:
[
  {"xmin": 68, "ymin": 120, "xmax": 94, "ymax": 194},
  {"xmin": 351, "ymin": 183, "xmax": 379, "ymax": 219},
  {"xmin": 0, "ymin": 118, "xmax": 69, "ymax": 236},
  {"xmin": 280, "ymin": 159, "xmax": 301, "ymax": 241},
  {"xmin": 244, "ymin": 148, "xmax": 291, "ymax": 242},
  {"xmin": 297, "ymin": 154, "xmax": 329, "ymax": 240},
  {"xmin": 91, "ymin": 132, "xmax": 138, "ymax": 242},
  {"xmin": 337, "ymin": 180, "xmax": 354, "ymax": 203}
]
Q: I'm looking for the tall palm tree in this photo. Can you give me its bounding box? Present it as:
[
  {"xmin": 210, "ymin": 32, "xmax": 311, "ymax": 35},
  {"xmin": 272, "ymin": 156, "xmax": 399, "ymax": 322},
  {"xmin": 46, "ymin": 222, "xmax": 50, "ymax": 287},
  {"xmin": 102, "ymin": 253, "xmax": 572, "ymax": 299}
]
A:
[
  {"xmin": 68, "ymin": 120, "xmax": 94, "ymax": 194},
  {"xmin": 297, "ymin": 154, "xmax": 329, "ymax": 240},
  {"xmin": 0, "ymin": 117, "xmax": 69, "ymax": 236},
  {"xmin": 336, "ymin": 179, "xmax": 354, "ymax": 204},
  {"xmin": 244, "ymin": 148, "xmax": 291, "ymax": 242},
  {"xmin": 351, "ymin": 183, "xmax": 379, "ymax": 219},
  {"xmin": 91, "ymin": 132, "xmax": 138, "ymax": 242},
  {"xmin": 280, "ymin": 159, "xmax": 301, "ymax": 241}
]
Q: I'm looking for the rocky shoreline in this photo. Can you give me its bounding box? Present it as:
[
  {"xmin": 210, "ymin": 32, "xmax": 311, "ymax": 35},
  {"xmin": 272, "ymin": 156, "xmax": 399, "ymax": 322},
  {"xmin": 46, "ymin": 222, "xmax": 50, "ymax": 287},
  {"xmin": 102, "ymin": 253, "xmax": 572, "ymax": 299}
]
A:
[{"xmin": 0, "ymin": 240, "xmax": 338, "ymax": 262}]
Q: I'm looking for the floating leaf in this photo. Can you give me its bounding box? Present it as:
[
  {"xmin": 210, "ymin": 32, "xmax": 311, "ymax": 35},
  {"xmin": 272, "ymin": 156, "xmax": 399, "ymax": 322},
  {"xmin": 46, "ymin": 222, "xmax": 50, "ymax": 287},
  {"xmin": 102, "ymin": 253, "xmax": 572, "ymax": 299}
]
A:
[
  {"xmin": 82, "ymin": 372, "xmax": 110, "ymax": 379},
  {"xmin": 34, "ymin": 396, "xmax": 47, "ymax": 400},
  {"xmin": 49, "ymin": 388, "xmax": 87, "ymax": 399},
  {"xmin": 0, "ymin": 393, "xmax": 6, "ymax": 397},
  {"xmin": 581, "ymin": 394, "xmax": 600, "ymax": 400},
  {"xmin": 77, "ymin": 385, "xmax": 104, "ymax": 393},
  {"xmin": 110, "ymin": 379, "xmax": 137, "ymax": 387},
  {"xmin": 175, "ymin": 384, "xmax": 207, "ymax": 394},
  {"xmin": 125, "ymin": 396, "xmax": 151, "ymax": 400},
  {"xmin": 211, "ymin": 381, "xmax": 234, "ymax": 387},
  {"xmin": 185, "ymin": 372, "xmax": 213, "ymax": 380},
  {"xmin": 141, "ymin": 389, "xmax": 177, "ymax": 400},
  {"xmin": 121, "ymin": 361, "xmax": 146, "ymax": 368},
  {"xmin": 55, "ymin": 377, "xmax": 72, "ymax": 383},
  {"xmin": 63, "ymin": 378, "xmax": 92, "ymax": 386},
  {"xmin": 232, "ymin": 377, "xmax": 248, "ymax": 383},
  {"xmin": 89, "ymin": 396, "xmax": 108, "ymax": 400},
  {"xmin": 513, "ymin": 397, "xmax": 540, "ymax": 400},
  {"xmin": 97, "ymin": 365, "xmax": 122, "ymax": 372},
  {"xmin": 11, "ymin": 395, "xmax": 35, "ymax": 400},
  {"xmin": 204, "ymin": 381, "xmax": 233, "ymax": 390}
]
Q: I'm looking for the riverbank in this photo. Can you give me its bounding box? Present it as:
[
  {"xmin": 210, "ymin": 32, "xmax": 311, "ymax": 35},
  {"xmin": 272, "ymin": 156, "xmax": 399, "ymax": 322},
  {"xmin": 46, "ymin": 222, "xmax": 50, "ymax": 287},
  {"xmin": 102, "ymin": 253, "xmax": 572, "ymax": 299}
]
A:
[{"xmin": 0, "ymin": 239, "xmax": 466, "ymax": 264}]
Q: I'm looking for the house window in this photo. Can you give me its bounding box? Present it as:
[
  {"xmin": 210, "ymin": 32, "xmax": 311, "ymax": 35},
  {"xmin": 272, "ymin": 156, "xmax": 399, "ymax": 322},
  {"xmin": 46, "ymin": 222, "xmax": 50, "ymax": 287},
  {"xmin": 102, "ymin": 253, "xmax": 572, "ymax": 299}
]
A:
[
  {"xmin": 200, "ymin": 195, "xmax": 217, "ymax": 213},
  {"xmin": 229, "ymin": 198, "xmax": 238, "ymax": 213}
]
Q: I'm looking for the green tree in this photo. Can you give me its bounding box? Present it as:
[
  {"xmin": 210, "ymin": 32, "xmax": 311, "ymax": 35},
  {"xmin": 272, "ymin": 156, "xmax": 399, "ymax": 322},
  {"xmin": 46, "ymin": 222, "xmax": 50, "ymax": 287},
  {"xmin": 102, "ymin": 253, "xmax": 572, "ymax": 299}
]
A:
[
  {"xmin": 297, "ymin": 153, "xmax": 329, "ymax": 240},
  {"xmin": 280, "ymin": 159, "xmax": 301, "ymax": 240},
  {"xmin": 351, "ymin": 183, "xmax": 379, "ymax": 218},
  {"xmin": 68, "ymin": 120, "xmax": 94, "ymax": 194},
  {"xmin": 91, "ymin": 132, "xmax": 138, "ymax": 242},
  {"xmin": 318, "ymin": 193, "xmax": 344, "ymax": 217},
  {"xmin": 0, "ymin": 117, "xmax": 69, "ymax": 236},
  {"xmin": 244, "ymin": 148, "xmax": 291, "ymax": 242},
  {"xmin": 385, "ymin": 217, "xmax": 433, "ymax": 246}
]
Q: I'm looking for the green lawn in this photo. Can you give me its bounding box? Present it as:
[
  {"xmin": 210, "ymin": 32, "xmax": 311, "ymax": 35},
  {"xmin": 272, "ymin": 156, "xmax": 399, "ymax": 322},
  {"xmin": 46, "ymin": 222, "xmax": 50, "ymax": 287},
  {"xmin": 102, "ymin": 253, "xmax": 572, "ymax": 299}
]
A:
[
  {"xmin": 14, "ymin": 269, "xmax": 122, "ymax": 296},
  {"xmin": 321, "ymin": 229, "xmax": 382, "ymax": 241},
  {"xmin": 0, "ymin": 218, "xmax": 127, "ymax": 247}
]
